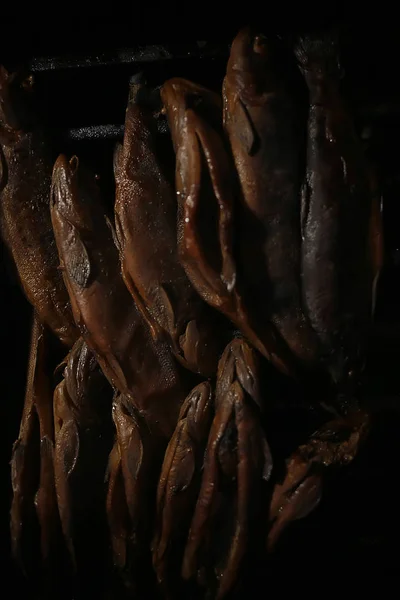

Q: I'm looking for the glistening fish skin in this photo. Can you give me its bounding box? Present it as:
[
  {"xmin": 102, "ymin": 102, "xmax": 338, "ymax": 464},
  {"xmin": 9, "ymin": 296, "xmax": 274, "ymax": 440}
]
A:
[
  {"xmin": 0, "ymin": 66, "xmax": 78, "ymax": 347},
  {"xmin": 114, "ymin": 79, "xmax": 228, "ymax": 377},
  {"xmin": 50, "ymin": 154, "xmax": 188, "ymax": 439},
  {"xmin": 295, "ymin": 35, "xmax": 373, "ymax": 386},
  {"xmin": 223, "ymin": 28, "xmax": 319, "ymax": 366},
  {"xmin": 153, "ymin": 382, "xmax": 213, "ymax": 597},
  {"xmin": 161, "ymin": 78, "xmax": 292, "ymax": 376}
]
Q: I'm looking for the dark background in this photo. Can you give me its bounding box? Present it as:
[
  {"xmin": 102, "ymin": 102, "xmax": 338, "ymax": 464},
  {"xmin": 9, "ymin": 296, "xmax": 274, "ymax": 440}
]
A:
[{"xmin": 1, "ymin": 8, "xmax": 400, "ymax": 597}]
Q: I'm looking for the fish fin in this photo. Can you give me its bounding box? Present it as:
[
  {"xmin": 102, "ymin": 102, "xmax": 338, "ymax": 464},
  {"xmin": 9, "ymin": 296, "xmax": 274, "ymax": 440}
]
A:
[
  {"xmin": 192, "ymin": 111, "xmax": 236, "ymax": 292},
  {"xmin": 113, "ymin": 142, "xmax": 124, "ymax": 183},
  {"xmin": 262, "ymin": 436, "xmax": 273, "ymax": 481},
  {"xmin": 267, "ymin": 469, "xmax": 322, "ymax": 552},
  {"xmin": 105, "ymin": 215, "xmax": 122, "ymax": 254},
  {"xmin": 0, "ymin": 144, "xmax": 8, "ymax": 191},
  {"xmin": 64, "ymin": 224, "xmax": 91, "ymax": 288},
  {"xmin": 233, "ymin": 98, "xmax": 258, "ymax": 156},
  {"xmin": 158, "ymin": 283, "xmax": 177, "ymax": 335},
  {"xmin": 121, "ymin": 267, "xmax": 163, "ymax": 342},
  {"xmin": 56, "ymin": 416, "xmax": 80, "ymax": 479}
]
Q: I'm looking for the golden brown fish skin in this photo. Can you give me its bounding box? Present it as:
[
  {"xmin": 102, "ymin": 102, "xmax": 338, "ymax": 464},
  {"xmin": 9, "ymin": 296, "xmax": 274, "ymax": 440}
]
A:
[
  {"xmin": 50, "ymin": 154, "xmax": 188, "ymax": 439},
  {"xmin": 0, "ymin": 67, "xmax": 78, "ymax": 348},
  {"xmin": 160, "ymin": 79, "xmax": 234, "ymax": 303},
  {"xmin": 182, "ymin": 339, "xmax": 272, "ymax": 599},
  {"xmin": 114, "ymin": 80, "xmax": 228, "ymax": 377},
  {"xmin": 223, "ymin": 29, "xmax": 319, "ymax": 366},
  {"xmin": 161, "ymin": 78, "xmax": 293, "ymax": 377},
  {"xmin": 267, "ymin": 409, "xmax": 370, "ymax": 551},
  {"xmin": 10, "ymin": 313, "xmax": 62, "ymax": 571},
  {"xmin": 153, "ymin": 382, "xmax": 213, "ymax": 596},
  {"xmin": 53, "ymin": 338, "xmax": 113, "ymax": 577},
  {"xmin": 295, "ymin": 36, "xmax": 372, "ymax": 386}
]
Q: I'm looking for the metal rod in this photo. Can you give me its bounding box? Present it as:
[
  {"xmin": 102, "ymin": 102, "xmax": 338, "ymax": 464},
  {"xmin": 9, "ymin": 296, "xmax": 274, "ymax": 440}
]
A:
[
  {"xmin": 65, "ymin": 124, "xmax": 124, "ymax": 141},
  {"xmin": 29, "ymin": 43, "xmax": 229, "ymax": 72}
]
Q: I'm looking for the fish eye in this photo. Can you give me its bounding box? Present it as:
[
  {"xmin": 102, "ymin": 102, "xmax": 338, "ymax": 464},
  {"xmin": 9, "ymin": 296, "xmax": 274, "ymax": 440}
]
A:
[
  {"xmin": 253, "ymin": 34, "xmax": 268, "ymax": 54},
  {"xmin": 21, "ymin": 74, "xmax": 34, "ymax": 91},
  {"xmin": 186, "ymin": 94, "xmax": 203, "ymax": 111}
]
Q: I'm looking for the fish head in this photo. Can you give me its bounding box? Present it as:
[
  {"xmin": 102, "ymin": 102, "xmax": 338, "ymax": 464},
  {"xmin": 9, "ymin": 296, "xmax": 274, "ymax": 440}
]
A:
[
  {"xmin": 161, "ymin": 78, "xmax": 222, "ymax": 152},
  {"xmin": 50, "ymin": 154, "xmax": 112, "ymax": 308},
  {"xmin": 226, "ymin": 28, "xmax": 278, "ymax": 99},
  {"xmin": 50, "ymin": 154, "xmax": 104, "ymax": 234}
]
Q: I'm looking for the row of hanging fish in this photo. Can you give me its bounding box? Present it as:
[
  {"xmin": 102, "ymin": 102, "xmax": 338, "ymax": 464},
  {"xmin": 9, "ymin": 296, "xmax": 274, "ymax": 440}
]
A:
[{"xmin": 1, "ymin": 27, "xmax": 382, "ymax": 600}]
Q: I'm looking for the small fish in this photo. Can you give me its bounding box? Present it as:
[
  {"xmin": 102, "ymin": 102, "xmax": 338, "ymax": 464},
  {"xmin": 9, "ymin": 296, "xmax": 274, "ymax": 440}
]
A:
[
  {"xmin": 10, "ymin": 313, "xmax": 61, "ymax": 572},
  {"xmin": 267, "ymin": 408, "xmax": 370, "ymax": 551},
  {"xmin": 153, "ymin": 382, "xmax": 213, "ymax": 596},
  {"xmin": 53, "ymin": 338, "xmax": 113, "ymax": 580},
  {"xmin": 182, "ymin": 339, "xmax": 272, "ymax": 599},
  {"xmin": 107, "ymin": 394, "xmax": 164, "ymax": 594}
]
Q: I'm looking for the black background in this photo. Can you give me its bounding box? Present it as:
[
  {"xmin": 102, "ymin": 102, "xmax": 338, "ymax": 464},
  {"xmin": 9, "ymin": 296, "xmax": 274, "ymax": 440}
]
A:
[{"xmin": 1, "ymin": 7, "xmax": 400, "ymax": 597}]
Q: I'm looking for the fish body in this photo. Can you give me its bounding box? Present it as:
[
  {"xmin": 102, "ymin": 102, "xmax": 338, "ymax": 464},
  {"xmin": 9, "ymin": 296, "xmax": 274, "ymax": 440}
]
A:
[
  {"xmin": 51, "ymin": 154, "xmax": 187, "ymax": 439},
  {"xmin": 114, "ymin": 80, "xmax": 228, "ymax": 377},
  {"xmin": 10, "ymin": 314, "xmax": 61, "ymax": 571},
  {"xmin": 161, "ymin": 78, "xmax": 292, "ymax": 376},
  {"xmin": 223, "ymin": 29, "xmax": 319, "ymax": 366},
  {"xmin": 53, "ymin": 338, "xmax": 113, "ymax": 578},
  {"xmin": 0, "ymin": 66, "xmax": 77, "ymax": 347},
  {"xmin": 295, "ymin": 35, "xmax": 372, "ymax": 385}
]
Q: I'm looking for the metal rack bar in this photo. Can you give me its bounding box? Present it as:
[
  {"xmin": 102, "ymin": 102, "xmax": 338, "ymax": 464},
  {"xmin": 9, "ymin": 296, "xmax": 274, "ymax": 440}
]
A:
[
  {"xmin": 28, "ymin": 43, "xmax": 229, "ymax": 72},
  {"xmin": 66, "ymin": 124, "xmax": 124, "ymax": 141}
]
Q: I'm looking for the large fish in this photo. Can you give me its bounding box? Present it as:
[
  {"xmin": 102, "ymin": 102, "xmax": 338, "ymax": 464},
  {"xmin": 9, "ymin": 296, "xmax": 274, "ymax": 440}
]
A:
[
  {"xmin": 223, "ymin": 28, "xmax": 319, "ymax": 366},
  {"xmin": 50, "ymin": 154, "xmax": 188, "ymax": 439},
  {"xmin": 114, "ymin": 77, "xmax": 229, "ymax": 377},
  {"xmin": 295, "ymin": 35, "xmax": 373, "ymax": 387},
  {"xmin": 0, "ymin": 66, "xmax": 78, "ymax": 347},
  {"xmin": 161, "ymin": 78, "xmax": 292, "ymax": 376}
]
